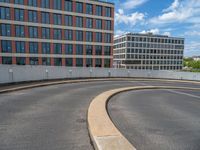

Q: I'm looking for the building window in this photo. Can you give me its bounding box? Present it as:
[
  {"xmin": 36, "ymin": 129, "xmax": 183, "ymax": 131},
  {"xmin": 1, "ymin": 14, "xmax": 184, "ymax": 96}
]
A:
[
  {"xmin": 105, "ymin": 20, "xmax": 111, "ymax": 30},
  {"xmin": 66, "ymin": 58, "xmax": 73, "ymax": 66},
  {"xmin": 104, "ymin": 46, "xmax": 111, "ymax": 56},
  {"xmin": 41, "ymin": 0, "xmax": 50, "ymax": 8},
  {"xmin": 65, "ymin": 44, "xmax": 73, "ymax": 54},
  {"xmin": 16, "ymin": 57, "xmax": 26, "ymax": 65},
  {"xmin": 15, "ymin": 25, "xmax": 24, "ymax": 37},
  {"xmin": 86, "ymin": 45, "xmax": 92, "ymax": 55},
  {"xmin": 86, "ymin": 58, "xmax": 92, "ymax": 67},
  {"xmin": 104, "ymin": 59, "xmax": 110, "ymax": 68},
  {"xmin": 29, "ymin": 26, "xmax": 38, "ymax": 38},
  {"xmin": 53, "ymin": 14, "xmax": 62, "ymax": 25},
  {"xmin": 86, "ymin": 31, "xmax": 93, "ymax": 42},
  {"xmin": 86, "ymin": 4, "xmax": 93, "ymax": 14},
  {"xmin": 1, "ymin": 40, "xmax": 12, "ymax": 53},
  {"xmin": 95, "ymin": 45, "xmax": 102, "ymax": 55},
  {"xmin": 95, "ymin": 58, "xmax": 102, "ymax": 67},
  {"xmin": 53, "ymin": 29, "xmax": 62, "ymax": 40},
  {"xmin": 14, "ymin": 0, "xmax": 24, "ymax": 4},
  {"xmin": 0, "ymin": 7, "xmax": 10, "ymax": 20},
  {"xmin": 29, "ymin": 42, "xmax": 38, "ymax": 53},
  {"xmin": 76, "ymin": 31, "xmax": 83, "ymax": 41},
  {"xmin": 65, "ymin": 15, "xmax": 73, "ymax": 26},
  {"xmin": 42, "ymin": 43, "xmax": 50, "ymax": 54},
  {"xmin": 54, "ymin": 43, "xmax": 62, "ymax": 54},
  {"xmin": 54, "ymin": 58, "xmax": 62, "ymax": 66},
  {"xmin": 0, "ymin": 24, "xmax": 11, "ymax": 36},
  {"xmin": 65, "ymin": 29, "xmax": 73, "ymax": 40},
  {"xmin": 0, "ymin": 0, "xmax": 10, "ymax": 3},
  {"xmin": 41, "ymin": 12, "xmax": 50, "ymax": 24},
  {"xmin": 65, "ymin": 0, "xmax": 72, "ymax": 12},
  {"xmin": 53, "ymin": 0, "xmax": 61, "ymax": 10},
  {"xmin": 105, "ymin": 7, "xmax": 111, "ymax": 17},
  {"xmin": 28, "ymin": 0, "xmax": 37, "ymax": 7},
  {"xmin": 42, "ymin": 57, "xmax": 51, "ymax": 65},
  {"xmin": 96, "ymin": 5, "xmax": 102, "ymax": 16},
  {"xmin": 76, "ymin": 58, "xmax": 83, "ymax": 67},
  {"xmin": 28, "ymin": 10, "xmax": 37, "ymax": 22},
  {"xmin": 105, "ymin": 33, "xmax": 111, "ymax": 43},
  {"xmin": 76, "ymin": 16, "xmax": 83, "ymax": 27},
  {"xmin": 2, "ymin": 57, "xmax": 12, "ymax": 64},
  {"xmin": 96, "ymin": 32, "xmax": 102, "ymax": 42},
  {"xmin": 96, "ymin": 19, "xmax": 102, "ymax": 29},
  {"xmin": 14, "ymin": 9, "xmax": 24, "ymax": 21},
  {"xmin": 76, "ymin": 2, "xmax": 83, "ymax": 13},
  {"xmin": 86, "ymin": 18, "xmax": 93, "ymax": 28},
  {"xmin": 16, "ymin": 41, "xmax": 25, "ymax": 53},
  {"xmin": 30, "ymin": 57, "xmax": 38, "ymax": 65},
  {"xmin": 42, "ymin": 27, "xmax": 50, "ymax": 39},
  {"xmin": 76, "ymin": 44, "xmax": 83, "ymax": 55}
]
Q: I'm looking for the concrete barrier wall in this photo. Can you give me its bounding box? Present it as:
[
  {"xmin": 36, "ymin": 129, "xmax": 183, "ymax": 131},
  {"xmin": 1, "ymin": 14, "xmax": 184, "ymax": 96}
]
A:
[{"xmin": 0, "ymin": 65, "xmax": 200, "ymax": 84}]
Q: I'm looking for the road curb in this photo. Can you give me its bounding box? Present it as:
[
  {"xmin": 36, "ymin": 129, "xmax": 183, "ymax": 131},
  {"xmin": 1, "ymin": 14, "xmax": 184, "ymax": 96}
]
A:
[
  {"xmin": 1, "ymin": 78, "xmax": 200, "ymax": 94},
  {"xmin": 87, "ymin": 86, "xmax": 200, "ymax": 150}
]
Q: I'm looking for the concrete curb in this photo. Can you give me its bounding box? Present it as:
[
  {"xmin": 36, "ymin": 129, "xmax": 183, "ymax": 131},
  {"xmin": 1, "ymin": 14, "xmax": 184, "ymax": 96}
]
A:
[
  {"xmin": 87, "ymin": 86, "xmax": 200, "ymax": 150},
  {"xmin": 1, "ymin": 78, "xmax": 200, "ymax": 94}
]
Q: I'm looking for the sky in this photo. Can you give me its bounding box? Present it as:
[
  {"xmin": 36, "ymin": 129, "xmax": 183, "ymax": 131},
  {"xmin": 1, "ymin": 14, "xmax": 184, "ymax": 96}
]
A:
[{"xmin": 108, "ymin": 0, "xmax": 200, "ymax": 57}]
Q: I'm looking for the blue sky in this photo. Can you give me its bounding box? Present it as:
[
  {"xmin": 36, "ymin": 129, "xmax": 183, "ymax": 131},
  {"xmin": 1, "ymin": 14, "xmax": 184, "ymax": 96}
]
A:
[{"xmin": 108, "ymin": 0, "xmax": 200, "ymax": 57}]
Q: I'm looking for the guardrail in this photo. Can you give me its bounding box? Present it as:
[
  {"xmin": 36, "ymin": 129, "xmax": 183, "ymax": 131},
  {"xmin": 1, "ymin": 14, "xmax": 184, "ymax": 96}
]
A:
[{"xmin": 0, "ymin": 65, "xmax": 200, "ymax": 84}]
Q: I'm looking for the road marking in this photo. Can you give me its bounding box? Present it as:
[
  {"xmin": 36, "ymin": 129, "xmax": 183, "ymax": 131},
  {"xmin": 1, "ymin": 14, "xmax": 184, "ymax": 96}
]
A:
[{"xmin": 165, "ymin": 89, "xmax": 200, "ymax": 99}]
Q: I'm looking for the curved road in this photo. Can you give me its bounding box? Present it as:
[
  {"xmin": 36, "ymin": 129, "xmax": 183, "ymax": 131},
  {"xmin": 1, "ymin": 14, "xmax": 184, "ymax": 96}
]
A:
[
  {"xmin": 108, "ymin": 88, "xmax": 200, "ymax": 150},
  {"xmin": 0, "ymin": 79, "xmax": 200, "ymax": 150}
]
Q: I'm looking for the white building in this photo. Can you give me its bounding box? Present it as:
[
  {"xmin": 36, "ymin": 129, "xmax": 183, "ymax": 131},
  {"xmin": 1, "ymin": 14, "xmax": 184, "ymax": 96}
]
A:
[{"xmin": 114, "ymin": 33, "xmax": 184, "ymax": 70}]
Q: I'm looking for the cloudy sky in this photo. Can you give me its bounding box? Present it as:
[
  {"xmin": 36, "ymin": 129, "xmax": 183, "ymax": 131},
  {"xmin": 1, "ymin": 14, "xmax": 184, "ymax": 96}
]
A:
[{"xmin": 109, "ymin": 0, "xmax": 200, "ymax": 57}]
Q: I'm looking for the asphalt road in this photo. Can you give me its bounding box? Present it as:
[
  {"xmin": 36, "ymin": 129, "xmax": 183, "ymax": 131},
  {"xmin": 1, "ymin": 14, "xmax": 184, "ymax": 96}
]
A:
[
  {"xmin": 0, "ymin": 79, "xmax": 200, "ymax": 150},
  {"xmin": 108, "ymin": 88, "xmax": 200, "ymax": 150}
]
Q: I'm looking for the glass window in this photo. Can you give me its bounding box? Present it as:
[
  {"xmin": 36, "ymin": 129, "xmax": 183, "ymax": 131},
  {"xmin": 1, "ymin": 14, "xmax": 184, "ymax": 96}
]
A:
[
  {"xmin": 86, "ymin": 45, "xmax": 92, "ymax": 55},
  {"xmin": 86, "ymin": 31, "xmax": 93, "ymax": 42},
  {"xmin": 95, "ymin": 58, "xmax": 102, "ymax": 67},
  {"xmin": 53, "ymin": 14, "xmax": 62, "ymax": 25},
  {"xmin": 53, "ymin": 0, "xmax": 61, "ymax": 10},
  {"xmin": 86, "ymin": 58, "xmax": 92, "ymax": 67},
  {"xmin": 76, "ymin": 31, "xmax": 83, "ymax": 41},
  {"xmin": 76, "ymin": 44, "xmax": 83, "ymax": 55},
  {"xmin": 42, "ymin": 43, "xmax": 50, "ymax": 54},
  {"xmin": 65, "ymin": 29, "xmax": 73, "ymax": 40},
  {"xmin": 16, "ymin": 41, "xmax": 25, "ymax": 53},
  {"xmin": 14, "ymin": 8, "xmax": 24, "ymax": 21},
  {"xmin": 16, "ymin": 57, "xmax": 26, "ymax": 65},
  {"xmin": 86, "ymin": 4, "xmax": 93, "ymax": 14},
  {"xmin": 65, "ymin": 0, "xmax": 72, "ymax": 11},
  {"xmin": 66, "ymin": 58, "xmax": 73, "ymax": 66},
  {"xmin": 41, "ymin": 0, "xmax": 49, "ymax": 8},
  {"xmin": 96, "ymin": 5, "xmax": 102, "ymax": 16},
  {"xmin": 96, "ymin": 19, "xmax": 102, "ymax": 29},
  {"xmin": 105, "ymin": 33, "xmax": 111, "ymax": 43},
  {"xmin": 76, "ymin": 2, "xmax": 83, "ymax": 13},
  {"xmin": 96, "ymin": 32, "xmax": 102, "ymax": 42},
  {"xmin": 104, "ymin": 46, "xmax": 111, "ymax": 56},
  {"xmin": 28, "ymin": 0, "xmax": 37, "ymax": 7},
  {"xmin": 104, "ymin": 59, "xmax": 110, "ymax": 68},
  {"xmin": 29, "ymin": 42, "xmax": 38, "ymax": 53},
  {"xmin": 42, "ymin": 27, "xmax": 50, "ymax": 39},
  {"xmin": 76, "ymin": 58, "xmax": 83, "ymax": 67},
  {"xmin": 2, "ymin": 57, "xmax": 12, "ymax": 64},
  {"xmin": 65, "ymin": 44, "xmax": 73, "ymax": 54},
  {"xmin": 29, "ymin": 26, "xmax": 38, "ymax": 38},
  {"xmin": 30, "ymin": 57, "xmax": 38, "ymax": 65},
  {"xmin": 65, "ymin": 15, "xmax": 73, "ymax": 26},
  {"xmin": 53, "ymin": 29, "xmax": 62, "ymax": 40},
  {"xmin": 0, "ymin": 24, "xmax": 11, "ymax": 36},
  {"xmin": 95, "ymin": 45, "xmax": 102, "ymax": 55},
  {"xmin": 105, "ymin": 7, "xmax": 111, "ymax": 17},
  {"xmin": 54, "ymin": 58, "xmax": 62, "ymax": 66},
  {"xmin": 54, "ymin": 43, "xmax": 62, "ymax": 54},
  {"xmin": 41, "ymin": 12, "xmax": 50, "ymax": 24},
  {"xmin": 0, "ymin": 7, "xmax": 10, "ymax": 20},
  {"xmin": 28, "ymin": 10, "xmax": 37, "ymax": 22},
  {"xmin": 86, "ymin": 18, "xmax": 93, "ymax": 28},
  {"xmin": 76, "ymin": 16, "xmax": 83, "ymax": 27},
  {"xmin": 0, "ymin": 0, "xmax": 10, "ymax": 3},
  {"xmin": 14, "ymin": 0, "xmax": 24, "ymax": 4},
  {"xmin": 105, "ymin": 20, "xmax": 111, "ymax": 30},
  {"xmin": 42, "ymin": 57, "xmax": 51, "ymax": 66},
  {"xmin": 15, "ymin": 25, "xmax": 24, "ymax": 37},
  {"xmin": 1, "ymin": 40, "xmax": 12, "ymax": 53}
]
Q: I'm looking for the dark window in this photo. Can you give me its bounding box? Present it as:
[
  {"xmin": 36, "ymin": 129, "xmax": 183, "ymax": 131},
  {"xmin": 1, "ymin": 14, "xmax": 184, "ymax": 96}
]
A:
[
  {"xmin": 65, "ymin": 15, "xmax": 73, "ymax": 26},
  {"xmin": 41, "ymin": 12, "xmax": 50, "ymax": 24},
  {"xmin": 86, "ymin": 18, "xmax": 93, "ymax": 28},
  {"xmin": 1, "ymin": 40, "xmax": 12, "ymax": 53},
  {"xmin": 54, "ymin": 43, "xmax": 62, "ymax": 54},
  {"xmin": 53, "ymin": 14, "xmax": 62, "ymax": 25},
  {"xmin": 95, "ymin": 58, "xmax": 102, "ymax": 67},
  {"xmin": 96, "ymin": 5, "xmax": 102, "ymax": 16},
  {"xmin": 29, "ymin": 26, "xmax": 38, "ymax": 38},
  {"xmin": 96, "ymin": 32, "xmax": 102, "ymax": 42},
  {"xmin": 42, "ymin": 27, "xmax": 50, "ymax": 39},
  {"xmin": 29, "ymin": 42, "xmax": 38, "ymax": 53},
  {"xmin": 76, "ymin": 16, "xmax": 83, "ymax": 27},
  {"xmin": 86, "ymin": 4, "xmax": 93, "ymax": 14},
  {"xmin": 0, "ymin": 0, "xmax": 10, "ymax": 3},
  {"xmin": 54, "ymin": 58, "xmax": 62, "ymax": 66},
  {"xmin": 104, "ymin": 59, "xmax": 110, "ymax": 68},
  {"xmin": 95, "ymin": 45, "xmax": 102, "ymax": 55},
  {"xmin": 86, "ymin": 45, "xmax": 92, "ymax": 55},
  {"xmin": 14, "ymin": 8, "xmax": 24, "ymax": 21},
  {"xmin": 104, "ymin": 46, "xmax": 111, "ymax": 56},
  {"xmin": 14, "ymin": 0, "xmax": 24, "ymax": 4},
  {"xmin": 53, "ymin": 0, "xmax": 61, "ymax": 10},
  {"xmin": 42, "ymin": 57, "xmax": 51, "ymax": 65},
  {"xmin": 76, "ymin": 58, "xmax": 83, "ymax": 67},
  {"xmin": 76, "ymin": 2, "xmax": 83, "ymax": 13},
  {"xmin": 15, "ymin": 25, "xmax": 24, "ymax": 37},
  {"xmin": 65, "ymin": 44, "xmax": 73, "ymax": 54},
  {"xmin": 105, "ymin": 20, "xmax": 111, "ymax": 30},
  {"xmin": 0, "ymin": 24, "xmax": 11, "ymax": 36},
  {"xmin": 30, "ymin": 57, "xmax": 38, "ymax": 65},
  {"xmin": 65, "ymin": 29, "xmax": 73, "ymax": 40},
  {"xmin": 28, "ymin": 0, "xmax": 37, "ymax": 6},
  {"xmin": 105, "ymin": 7, "xmax": 111, "ymax": 17},
  {"xmin": 16, "ymin": 41, "xmax": 25, "ymax": 53},
  {"xmin": 66, "ymin": 58, "xmax": 73, "ymax": 66},
  {"xmin": 76, "ymin": 44, "xmax": 83, "ymax": 55},
  {"xmin": 2, "ymin": 57, "xmax": 12, "ymax": 64},
  {"xmin": 28, "ymin": 10, "xmax": 37, "ymax": 22},
  {"xmin": 42, "ymin": 43, "xmax": 50, "ymax": 54},
  {"xmin": 86, "ymin": 31, "xmax": 93, "ymax": 42},
  {"xmin": 65, "ymin": 0, "xmax": 72, "ymax": 11},
  {"xmin": 16, "ymin": 57, "xmax": 26, "ymax": 65},
  {"xmin": 86, "ymin": 58, "xmax": 92, "ymax": 67},
  {"xmin": 53, "ymin": 29, "xmax": 62, "ymax": 40},
  {"xmin": 76, "ymin": 31, "xmax": 83, "ymax": 41},
  {"xmin": 105, "ymin": 33, "xmax": 111, "ymax": 43},
  {"xmin": 41, "ymin": 0, "xmax": 50, "ymax": 8},
  {"xmin": 96, "ymin": 19, "xmax": 102, "ymax": 29},
  {"xmin": 0, "ymin": 7, "xmax": 10, "ymax": 19}
]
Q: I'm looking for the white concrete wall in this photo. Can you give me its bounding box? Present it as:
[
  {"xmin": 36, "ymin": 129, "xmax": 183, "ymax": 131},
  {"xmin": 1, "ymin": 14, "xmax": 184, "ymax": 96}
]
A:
[{"xmin": 0, "ymin": 65, "xmax": 200, "ymax": 84}]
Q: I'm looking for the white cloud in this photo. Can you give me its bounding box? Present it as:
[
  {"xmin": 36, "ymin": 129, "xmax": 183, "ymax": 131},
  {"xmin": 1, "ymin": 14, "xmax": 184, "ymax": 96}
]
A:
[
  {"xmin": 185, "ymin": 30, "xmax": 200, "ymax": 36},
  {"xmin": 122, "ymin": 0, "xmax": 149, "ymax": 10},
  {"xmin": 140, "ymin": 28, "xmax": 160, "ymax": 34},
  {"xmin": 114, "ymin": 30, "xmax": 127, "ymax": 37},
  {"xmin": 163, "ymin": 32, "xmax": 171, "ymax": 36},
  {"xmin": 115, "ymin": 9, "xmax": 145, "ymax": 26},
  {"xmin": 185, "ymin": 41, "xmax": 200, "ymax": 56},
  {"xmin": 149, "ymin": 0, "xmax": 200, "ymax": 24}
]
